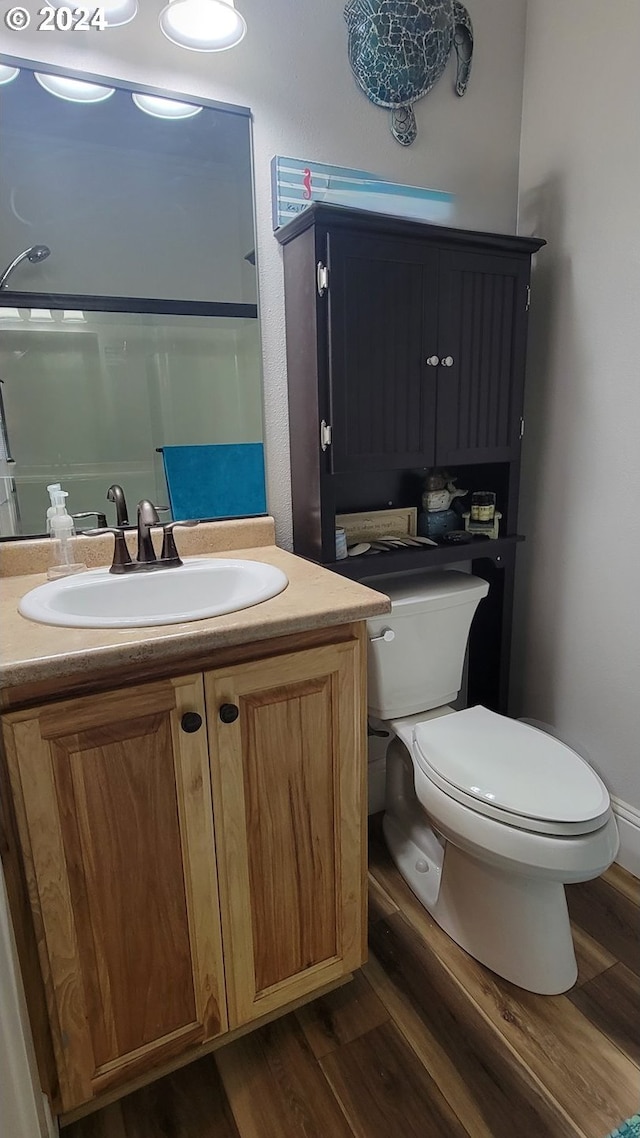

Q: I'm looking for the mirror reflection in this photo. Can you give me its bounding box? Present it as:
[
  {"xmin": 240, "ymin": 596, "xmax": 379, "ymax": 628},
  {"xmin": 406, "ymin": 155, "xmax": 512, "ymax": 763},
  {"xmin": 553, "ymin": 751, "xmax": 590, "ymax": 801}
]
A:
[{"xmin": 0, "ymin": 62, "xmax": 264, "ymax": 538}]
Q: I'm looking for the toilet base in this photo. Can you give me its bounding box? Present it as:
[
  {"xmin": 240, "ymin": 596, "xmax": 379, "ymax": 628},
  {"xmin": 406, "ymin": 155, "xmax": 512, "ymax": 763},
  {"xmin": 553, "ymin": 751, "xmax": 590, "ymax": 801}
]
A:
[{"xmin": 383, "ymin": 811, "xmax": 578, "ymax": 994}]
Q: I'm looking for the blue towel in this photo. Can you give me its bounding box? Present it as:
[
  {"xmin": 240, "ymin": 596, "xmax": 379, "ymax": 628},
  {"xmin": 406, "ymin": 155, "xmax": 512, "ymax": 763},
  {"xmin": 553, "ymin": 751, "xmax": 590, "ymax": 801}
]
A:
[
  {"xmin": 605, "ymin": 1118, "xmax": 640, "ymax": 1138},
  {"xmin": 162, "ymin": 443, "xmax": 266, "ymax": 522}
]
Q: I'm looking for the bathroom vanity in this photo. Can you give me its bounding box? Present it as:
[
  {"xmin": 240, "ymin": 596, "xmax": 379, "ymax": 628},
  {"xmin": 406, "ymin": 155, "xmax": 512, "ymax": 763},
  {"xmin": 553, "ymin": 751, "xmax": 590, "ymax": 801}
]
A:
[{"xmin": 0, "ymin": 519, "xmax": 388, "ymax": 1121}]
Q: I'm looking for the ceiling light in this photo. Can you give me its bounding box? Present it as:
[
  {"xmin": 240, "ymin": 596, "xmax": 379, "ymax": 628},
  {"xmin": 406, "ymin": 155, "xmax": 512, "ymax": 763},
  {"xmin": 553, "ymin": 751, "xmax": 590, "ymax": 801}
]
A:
[
  {"xmin": 0, "ymin": 65, "xmax": 20, "ymax": 85},
  {"xmin": 159, "ymin": 0, "xmax": 246, "ymax": 52},
  {"xmin": 132, "ymin": 92, "xmax": 203, "ymax": 120},
  {"xmin": 47, "ymin": 0, "xmax": 138, "ymax": 25},
  {"xmin": 34, "ymin": 73, "xmax": 116, "ymax": 104}
]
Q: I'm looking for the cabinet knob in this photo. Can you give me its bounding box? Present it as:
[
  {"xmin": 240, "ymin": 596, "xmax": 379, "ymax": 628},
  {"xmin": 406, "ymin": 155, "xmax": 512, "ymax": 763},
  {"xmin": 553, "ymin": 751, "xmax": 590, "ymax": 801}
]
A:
[
  {"xmin": 441, "ymin": 355, "xmax": 454, "ymax": 367},
  {"xmin": 219, "ymin": 703, "xmax": 239, "ymax": 724},
  {"xmin": 425, "ymin": 355, "xmax": 440, "ymax": 367},
  {"xmin": 181, "ymin": 712, "xmax": 203, "ymax": 734}
]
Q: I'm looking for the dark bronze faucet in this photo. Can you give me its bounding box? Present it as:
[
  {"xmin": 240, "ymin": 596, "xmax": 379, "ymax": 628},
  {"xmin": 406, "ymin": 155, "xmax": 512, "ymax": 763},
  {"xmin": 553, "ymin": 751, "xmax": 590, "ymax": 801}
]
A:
[
  {"xmin": 136, "ymin": 499, "xmax": 160, "ymax": 564},
  {"xmin": 86, "ymin": 493, "xmax": 198, "ymax": 574},
  {"xmin": 106, "ymin": 484, "xmax": 129, "ymax": 527}
]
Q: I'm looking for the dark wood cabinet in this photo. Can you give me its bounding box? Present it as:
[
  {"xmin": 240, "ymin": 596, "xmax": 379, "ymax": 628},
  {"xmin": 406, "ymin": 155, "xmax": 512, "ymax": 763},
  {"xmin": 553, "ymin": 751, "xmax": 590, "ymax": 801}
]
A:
[
  {"xmin": 435, "ymin": 249, "xmax": 531, "ymax": 465},
  {"xmin": 277, "ymin": 205, "xmax": 544, "ymax": 710},
  {"xmin": 326, "ymin": 230, "xmax": 439, "ymax": 473}
]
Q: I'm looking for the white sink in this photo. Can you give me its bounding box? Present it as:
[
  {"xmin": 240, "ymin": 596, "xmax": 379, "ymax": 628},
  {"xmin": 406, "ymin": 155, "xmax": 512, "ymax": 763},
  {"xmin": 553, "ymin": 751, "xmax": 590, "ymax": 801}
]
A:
[{"xmin": 19, "ymin": 558, "xmax": 289, "ymax": 629}]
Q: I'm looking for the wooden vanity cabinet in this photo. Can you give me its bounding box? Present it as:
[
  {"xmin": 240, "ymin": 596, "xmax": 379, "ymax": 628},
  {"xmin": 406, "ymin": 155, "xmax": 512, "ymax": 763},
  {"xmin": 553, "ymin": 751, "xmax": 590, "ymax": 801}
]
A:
[
  {"xmin": 1, "ymin": 628, "xmax": 367, "ymax": 1115},
  {"xmin": 207, "ymin": 640, "xmax": 365, "ymax": 1027},
  {"xmin": 2, "ymin": 674, "xmax": 226, "ymax": 1111}
]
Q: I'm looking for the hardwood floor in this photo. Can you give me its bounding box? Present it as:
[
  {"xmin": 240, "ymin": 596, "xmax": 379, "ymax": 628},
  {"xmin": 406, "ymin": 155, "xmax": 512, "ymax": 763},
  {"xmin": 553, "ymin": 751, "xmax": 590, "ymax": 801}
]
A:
[{"xmin": 66, "ymin": 823, "xmax": 640, "ymax": 1138}]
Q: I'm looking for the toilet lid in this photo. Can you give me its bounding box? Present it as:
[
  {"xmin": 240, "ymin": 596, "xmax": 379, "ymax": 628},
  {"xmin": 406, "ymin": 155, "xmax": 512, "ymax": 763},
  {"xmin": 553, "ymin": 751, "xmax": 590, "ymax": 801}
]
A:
[{"xmin": 413, "ymin": 706, "xmax": 610, "ymax": 826}]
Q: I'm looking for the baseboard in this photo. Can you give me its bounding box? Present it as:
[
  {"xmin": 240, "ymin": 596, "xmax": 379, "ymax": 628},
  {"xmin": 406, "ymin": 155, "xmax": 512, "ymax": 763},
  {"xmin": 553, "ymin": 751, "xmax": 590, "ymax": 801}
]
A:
[{"xmin": 611, "ymin": 796, "xmax": 640, "ymax": 877}]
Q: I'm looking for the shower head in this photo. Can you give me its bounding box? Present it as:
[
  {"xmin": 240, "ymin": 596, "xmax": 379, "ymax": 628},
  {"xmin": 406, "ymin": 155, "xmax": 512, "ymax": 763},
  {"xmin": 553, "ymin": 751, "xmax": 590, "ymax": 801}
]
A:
[
  {"xmin": 0, "ymin": 244, "xmax": 52, "ymax": 289},
  {"xmin": 27, "ymin": 245, "xmax": 51, "ymax": 264}
]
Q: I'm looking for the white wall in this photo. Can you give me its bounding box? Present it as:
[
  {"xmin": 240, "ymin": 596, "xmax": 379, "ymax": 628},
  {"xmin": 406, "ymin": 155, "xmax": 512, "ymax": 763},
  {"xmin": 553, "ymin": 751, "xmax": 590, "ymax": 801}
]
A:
[
  {"xmin": 5, "ymin": 0, "xmax": 529, "ymax": 547},
  {"xmin": 514, "ymin": 0, "xmax": 640, "ymax": 868}
]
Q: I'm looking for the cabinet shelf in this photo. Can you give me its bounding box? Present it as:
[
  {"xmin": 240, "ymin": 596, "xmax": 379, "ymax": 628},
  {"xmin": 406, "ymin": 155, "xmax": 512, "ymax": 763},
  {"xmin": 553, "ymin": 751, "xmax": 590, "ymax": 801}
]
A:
[{"xmin": 325, "ymin": 534, "xmax": 524, "ymax": 581}]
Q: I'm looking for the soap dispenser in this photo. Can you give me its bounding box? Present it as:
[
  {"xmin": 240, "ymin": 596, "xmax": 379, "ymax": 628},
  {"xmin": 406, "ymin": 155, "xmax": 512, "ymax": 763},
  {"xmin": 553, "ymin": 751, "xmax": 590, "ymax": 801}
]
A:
[
  {"xmin": 47, "ymin": 489, "xmax": 87, "ymax": 580},
  {"xmin": 45, "ymin": 483, "xmax": 62, "ymax": 534}
]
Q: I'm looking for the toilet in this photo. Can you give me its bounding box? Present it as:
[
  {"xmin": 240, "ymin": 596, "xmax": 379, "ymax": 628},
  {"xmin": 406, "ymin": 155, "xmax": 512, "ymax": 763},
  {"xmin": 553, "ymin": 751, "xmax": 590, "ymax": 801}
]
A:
[{"xmin": 367, "ymin": 569, "xmax": 619, "ymax": 995}]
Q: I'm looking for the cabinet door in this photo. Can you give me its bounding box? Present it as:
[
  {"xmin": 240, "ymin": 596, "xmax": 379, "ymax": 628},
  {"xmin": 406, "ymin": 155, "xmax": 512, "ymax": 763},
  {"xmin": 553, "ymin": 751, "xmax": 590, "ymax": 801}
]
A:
[
  {"xmin": 2, "ymin": 676, "xmax": 226, "ymax": 1112},
  {"xmin": 326, "ymin": 230, "xmax": 439, "ymax": 472},
  {"xmin": 206, "ymin": 639, "xmax": 366, "ymax": 1027},
  {"xmin": 436, "ymin": 250, "xmax": 531, "ymax": 464}
]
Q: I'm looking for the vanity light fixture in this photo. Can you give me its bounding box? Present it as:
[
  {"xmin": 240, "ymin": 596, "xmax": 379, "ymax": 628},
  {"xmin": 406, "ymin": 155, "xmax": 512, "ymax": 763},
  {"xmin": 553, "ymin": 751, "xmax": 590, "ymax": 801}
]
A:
[
  {"xmin": 159, "ymin": 0, "xmax": 247, "ymax": 52},
  {"xmin": 34, "ymin": 73, "xmax": 116, "ymax": 103},
  {"xmin": 46, "ymin": 0, "xmax": 139, "ymax": 25},
  {"xmin": 0, "ymin": 308, "xmax": 21, "ymax": 320},
  {"xmin": 29, "ymin": 309, "xmax": 54, "ymax": 322},
  {"xmin": 62, "ymin": 311, "xmax": 86, "ymax": 322},
  {"xmin": 0, "ymin": 65, "xmax": 20, "ymax": 85},
  {"xmin": 131, "ymin": 92, "xmax": 204, "ymax": 120}
]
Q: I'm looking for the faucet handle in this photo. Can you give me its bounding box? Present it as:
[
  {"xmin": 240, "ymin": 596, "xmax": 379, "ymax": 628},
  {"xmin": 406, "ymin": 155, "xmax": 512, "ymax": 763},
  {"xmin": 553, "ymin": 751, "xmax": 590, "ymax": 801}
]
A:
[
  {"xmin": 72, "ymin": 511, "xmax": 108, "ymax": 530},
  {"xmin": 160, "ymin": 519, "xmax": 199, "ymax": 566},
  {"xmin": 84, "ymin": 527, "xmax": 133, "ymax": 574}
]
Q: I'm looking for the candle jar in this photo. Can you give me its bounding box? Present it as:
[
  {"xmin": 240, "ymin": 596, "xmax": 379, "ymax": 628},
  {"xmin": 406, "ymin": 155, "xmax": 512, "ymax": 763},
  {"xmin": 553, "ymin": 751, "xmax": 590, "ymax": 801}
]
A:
[{"xmin": 470, "ymin": 491, "xmax": 496, "ymax": 523}]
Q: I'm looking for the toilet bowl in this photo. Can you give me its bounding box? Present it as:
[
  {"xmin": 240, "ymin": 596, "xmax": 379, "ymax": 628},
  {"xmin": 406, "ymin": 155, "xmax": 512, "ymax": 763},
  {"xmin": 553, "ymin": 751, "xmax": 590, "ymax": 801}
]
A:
[{"xmin": 366, "ymin": 570, "xmax": 619, "ymax": 995}]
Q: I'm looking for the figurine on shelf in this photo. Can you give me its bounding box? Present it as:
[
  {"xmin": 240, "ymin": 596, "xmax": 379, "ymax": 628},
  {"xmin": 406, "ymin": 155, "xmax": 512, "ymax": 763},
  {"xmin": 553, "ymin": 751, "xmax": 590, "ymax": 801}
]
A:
[{"xmin": 418, "ymin": 471, "xmax": 468, "ymax": 539}]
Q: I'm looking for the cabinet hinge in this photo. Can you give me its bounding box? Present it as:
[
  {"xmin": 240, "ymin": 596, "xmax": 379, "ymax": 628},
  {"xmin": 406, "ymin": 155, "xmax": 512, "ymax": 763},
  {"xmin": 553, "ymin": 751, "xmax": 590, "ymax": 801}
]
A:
[
  {"xmin": 526, "ymin": 285, "xmax": 531, "ymax": 311},
  {"xmin": 320, "ymin": 420, "xmax": 332, "ymax": 450},
  {"xmin": 316, "ymin": 261, "xmax": 329, "ymax": 297},
  {"xmin": 519, "ymin": 417, "xmax": 525, "ymax": 439}
]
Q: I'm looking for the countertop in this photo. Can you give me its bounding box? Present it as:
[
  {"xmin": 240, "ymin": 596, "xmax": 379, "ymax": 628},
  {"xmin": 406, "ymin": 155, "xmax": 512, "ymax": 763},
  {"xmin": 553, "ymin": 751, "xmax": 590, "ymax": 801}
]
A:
[{"xmin": 0, "ymin": 522, "xmax": 390, "ymax": 691}]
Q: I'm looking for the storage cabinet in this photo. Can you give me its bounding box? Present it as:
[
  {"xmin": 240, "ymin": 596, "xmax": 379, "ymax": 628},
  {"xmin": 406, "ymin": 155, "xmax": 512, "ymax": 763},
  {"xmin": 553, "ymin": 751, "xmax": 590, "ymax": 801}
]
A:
[
  {"xmin": 277, "ymin": 205, "xmax": 544, "ymax": 710},
  {"xmin": 324, "ymin": 231, "xmax": 531, "ymax": 475},
  {"xmin": 1, "ymin": 628, "xmax": 366, "ymax": 1114}
]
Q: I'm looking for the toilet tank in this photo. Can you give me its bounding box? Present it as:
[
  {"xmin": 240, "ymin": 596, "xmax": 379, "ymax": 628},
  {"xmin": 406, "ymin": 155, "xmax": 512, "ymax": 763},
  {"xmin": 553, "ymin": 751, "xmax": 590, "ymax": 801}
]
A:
[{"xmin": 366, "ymin": 570, "xmax": 489, "ymax": 720}]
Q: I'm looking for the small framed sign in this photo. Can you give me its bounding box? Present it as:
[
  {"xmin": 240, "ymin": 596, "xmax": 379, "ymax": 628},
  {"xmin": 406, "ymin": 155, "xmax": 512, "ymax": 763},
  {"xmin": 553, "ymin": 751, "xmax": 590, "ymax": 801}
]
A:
[
  {"xmin": 271, "ymin": 156, "xmax": 454, "ymax": 231},
  {"xmin": 336, "ymin": 507, "xmax": 417, "ymax": 543}
]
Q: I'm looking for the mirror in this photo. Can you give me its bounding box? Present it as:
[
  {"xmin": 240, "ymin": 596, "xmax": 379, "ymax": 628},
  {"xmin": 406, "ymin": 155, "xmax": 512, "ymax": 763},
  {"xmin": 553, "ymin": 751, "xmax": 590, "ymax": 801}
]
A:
[{"xmin": 0, "ymin": 60, "xmax": 264, "ymax": 538}]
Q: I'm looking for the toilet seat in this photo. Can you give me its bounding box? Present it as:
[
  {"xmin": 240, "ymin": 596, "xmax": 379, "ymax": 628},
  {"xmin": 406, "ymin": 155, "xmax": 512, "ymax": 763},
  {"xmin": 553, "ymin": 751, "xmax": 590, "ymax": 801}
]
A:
[{"xmin": 412, "ymin": 706, "xmax": 611, "ymax": 837}]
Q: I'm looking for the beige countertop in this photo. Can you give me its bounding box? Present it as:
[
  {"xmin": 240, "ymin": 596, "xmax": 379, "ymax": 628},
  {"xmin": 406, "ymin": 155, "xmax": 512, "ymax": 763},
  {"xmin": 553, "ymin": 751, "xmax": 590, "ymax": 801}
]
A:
[{"xmin": 0, "ymin": 520, "xmax": 390, "ymax": 691}]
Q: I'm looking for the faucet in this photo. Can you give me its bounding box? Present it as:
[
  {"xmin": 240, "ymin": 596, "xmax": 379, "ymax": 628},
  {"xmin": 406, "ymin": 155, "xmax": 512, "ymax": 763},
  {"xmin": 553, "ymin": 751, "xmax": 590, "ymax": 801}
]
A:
[
  {"xmin": 106, "ymin": 484, "xmax": 129, "ymax": 527},
  {"xmin": 85, "ymin": 492, "xmax": 198, "ymax": 573},
  {"xmin": 136, "ymin": 499, "xmax": 160, "ymax": 565}
]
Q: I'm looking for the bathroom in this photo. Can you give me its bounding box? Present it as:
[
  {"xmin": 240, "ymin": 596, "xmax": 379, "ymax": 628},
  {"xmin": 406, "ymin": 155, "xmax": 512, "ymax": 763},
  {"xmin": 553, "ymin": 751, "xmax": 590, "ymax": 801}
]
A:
[{"xmin": 0, "ymin": 2, "xmax": 638, "ymax": 1137}]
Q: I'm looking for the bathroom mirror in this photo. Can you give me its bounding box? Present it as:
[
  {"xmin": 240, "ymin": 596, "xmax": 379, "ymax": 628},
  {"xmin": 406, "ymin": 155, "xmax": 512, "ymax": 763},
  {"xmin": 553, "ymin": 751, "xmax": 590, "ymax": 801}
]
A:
[{"xmin": 0, "ymin": 58, "xmax": 264, "ymax": 538}]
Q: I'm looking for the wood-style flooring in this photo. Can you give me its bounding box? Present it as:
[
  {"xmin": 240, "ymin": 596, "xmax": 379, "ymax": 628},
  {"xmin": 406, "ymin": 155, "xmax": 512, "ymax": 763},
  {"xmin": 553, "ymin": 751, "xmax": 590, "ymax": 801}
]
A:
[{"xmin": 67, "ymin": 821, "xmax": 640, "ymax": 1138}]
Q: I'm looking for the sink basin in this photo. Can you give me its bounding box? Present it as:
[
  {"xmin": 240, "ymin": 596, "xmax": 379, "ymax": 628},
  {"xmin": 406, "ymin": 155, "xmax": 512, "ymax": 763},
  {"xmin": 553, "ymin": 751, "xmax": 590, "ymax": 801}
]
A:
[{"xmin": 18, "ymin": 558, "xmax": 289, "ymax": 629}]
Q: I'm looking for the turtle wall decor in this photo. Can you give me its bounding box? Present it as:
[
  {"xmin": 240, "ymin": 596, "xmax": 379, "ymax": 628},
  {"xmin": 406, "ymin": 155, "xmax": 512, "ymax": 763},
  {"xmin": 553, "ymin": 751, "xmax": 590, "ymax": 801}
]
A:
[{"xmin": 344, "ymin": 0, "xmax": 474, "ymax": 146}]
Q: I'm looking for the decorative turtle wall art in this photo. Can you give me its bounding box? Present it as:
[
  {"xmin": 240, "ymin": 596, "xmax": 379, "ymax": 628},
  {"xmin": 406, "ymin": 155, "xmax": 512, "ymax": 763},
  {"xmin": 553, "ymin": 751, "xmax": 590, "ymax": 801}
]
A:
[{"xmin": 344, "ymin": 0, "xmax": 474, "ymax": 146}]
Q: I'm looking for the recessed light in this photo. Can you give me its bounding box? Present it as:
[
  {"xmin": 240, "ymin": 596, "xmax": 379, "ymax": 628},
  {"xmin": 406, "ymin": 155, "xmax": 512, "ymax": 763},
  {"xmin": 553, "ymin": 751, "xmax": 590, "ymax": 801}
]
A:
[
  {"xmin": 35, "ymin": 73, "xmax": 116, "ymax": 103},
  {"xmin": 131, "ymin": 93, "xmax": 204, "ymax": 120},
  {"xmin": 159, "ymin": 0, "xmax": 246, "ymax": 52}
]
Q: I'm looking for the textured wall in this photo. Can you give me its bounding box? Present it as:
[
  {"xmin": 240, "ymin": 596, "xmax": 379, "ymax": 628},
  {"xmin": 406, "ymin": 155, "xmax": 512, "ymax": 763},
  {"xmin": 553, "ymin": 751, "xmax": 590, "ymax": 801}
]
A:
[
  {"xmin": 515, "ymin": 0, "xmax": 640, "ymax": 842},
  {"xmin": 5, "ymin": 0, "xmax": 528, "ymax": 546}
]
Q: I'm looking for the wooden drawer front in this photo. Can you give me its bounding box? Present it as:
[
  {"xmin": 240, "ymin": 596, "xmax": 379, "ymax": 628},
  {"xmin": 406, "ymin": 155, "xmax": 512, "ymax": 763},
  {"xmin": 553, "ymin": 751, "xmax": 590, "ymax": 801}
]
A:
[
  {"xmin": 207, "ymin": 640, "xmax": 366, "ymax": 1027},
  {"xmin": 2, "ymin": 675, "xmax": 227, "ymax": 1111}
]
